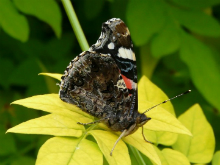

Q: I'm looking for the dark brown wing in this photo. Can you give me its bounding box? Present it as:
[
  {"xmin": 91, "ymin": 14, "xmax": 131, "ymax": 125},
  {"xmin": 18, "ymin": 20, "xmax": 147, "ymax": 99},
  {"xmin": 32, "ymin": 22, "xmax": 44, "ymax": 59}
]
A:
[{"xmin": 59, "ymin": 51, "xmax": 132, "ymax": 120}]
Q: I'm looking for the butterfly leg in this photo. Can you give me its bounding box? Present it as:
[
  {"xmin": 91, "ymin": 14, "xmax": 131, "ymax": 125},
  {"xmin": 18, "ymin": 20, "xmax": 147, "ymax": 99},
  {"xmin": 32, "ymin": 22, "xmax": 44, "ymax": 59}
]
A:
[
  {"xmin": 77, "ymin": 117, "xmax": 108, "ymax": 125},
  {"xmin": 142, "ymin": 126, "xmax": 153, "ymax": 144}
]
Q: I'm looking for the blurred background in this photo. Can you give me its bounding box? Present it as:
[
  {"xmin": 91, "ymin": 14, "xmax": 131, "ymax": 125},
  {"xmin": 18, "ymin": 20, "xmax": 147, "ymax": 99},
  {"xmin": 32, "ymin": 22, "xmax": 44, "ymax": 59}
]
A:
[{"xmin": 1, "ymin": 0, "xmax": 220, "ymax": 164}]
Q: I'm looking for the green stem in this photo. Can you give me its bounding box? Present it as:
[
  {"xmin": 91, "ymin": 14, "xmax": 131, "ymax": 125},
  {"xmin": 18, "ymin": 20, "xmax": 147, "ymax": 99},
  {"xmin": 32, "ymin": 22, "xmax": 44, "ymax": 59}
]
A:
[
  {"xmin": 61, "ymin": 0, "xmax": 89, "ymax": 51},
  {"xmin": 128, "ymin": 145, "xmax": 146, "ymax": 165}
]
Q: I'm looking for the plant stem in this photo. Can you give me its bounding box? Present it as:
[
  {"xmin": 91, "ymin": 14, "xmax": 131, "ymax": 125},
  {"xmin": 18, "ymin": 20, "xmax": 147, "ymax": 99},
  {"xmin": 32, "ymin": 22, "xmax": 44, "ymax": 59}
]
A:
[
  {"xmin": 61, "ymin": 0, "xmax": 89, "ymax": 51},
  {"xmin": 128, "ymin": 145, "xmax": 146, "ymax": 165}
]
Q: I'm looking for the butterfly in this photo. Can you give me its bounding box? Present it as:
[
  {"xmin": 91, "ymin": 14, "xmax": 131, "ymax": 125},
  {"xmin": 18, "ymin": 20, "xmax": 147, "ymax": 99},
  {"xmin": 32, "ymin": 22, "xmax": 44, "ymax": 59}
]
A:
[{"xmin": 59, "ymin": 18, "xmax": 190, "ymax": 155}]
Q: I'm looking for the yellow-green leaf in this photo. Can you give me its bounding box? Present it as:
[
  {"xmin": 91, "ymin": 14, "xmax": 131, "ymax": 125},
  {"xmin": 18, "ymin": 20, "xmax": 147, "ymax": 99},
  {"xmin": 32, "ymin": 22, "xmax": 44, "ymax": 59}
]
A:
[
  {"xmin": 138, "ymin": 76, "xmax": 191, "ymax": 146},
  {"xmin": 138, "ymin": 76, "xmax": 175, "ymax": 115},
  {"xmin": 126, "ymin": 0, "xmax": 166, "ymax": 45},
  {"xmin": 89, "ymin": 130, "xmax": 130, "ymax": 165},
  {"xmin": 0, "ymin": 0, "xmax": 29, "ymax": 42},
  {"xmin": 170, "ymin": 7, "xmax": 220, "ymax": 37},
  {"xmin": 11, "ymin": 94, "xmax": 92, "ymax": 123},
  {"xmin": 124, "ymin": 129, "xmax": 161, "ymax": 165},
  {"xmin": 13, "ymin": 0, "xmax": 62, "ymax": 37},
  {"xmin": 155, "ymin": 147, "xmax": 190, "ymax": 165},
  {"xmin": 172, "ymin": 104, "xmax": 215, "ymax": 163},
  {"xmin": 143, "ymin": 129, "xmax": 177, "ymax": 146},
  {"xmin": 212, "ymin": 151, "xmax": 220, "ymax": 165},
  {"xmin": 36, "ymin": 137, "xmax": 103, "ymax": 165},
  {"xmin": 151, "ymin": 18, "xmax": 181, "ymax": 58},
  {"xmin": 7, "ymin": 114, "xmax": 84, "ymax": 137},
  {"xmin": 39, "ymin": 73, "xmax": 62, "ymax": 81},
  {"xmin": 143, "ymin": 106, "xmax": 192, "ymax": 136}
]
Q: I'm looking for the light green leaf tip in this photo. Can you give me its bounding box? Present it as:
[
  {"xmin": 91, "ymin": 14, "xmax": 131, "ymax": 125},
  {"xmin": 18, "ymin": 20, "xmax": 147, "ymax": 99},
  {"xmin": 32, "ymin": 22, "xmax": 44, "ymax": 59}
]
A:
[
  {"xmin": 7, "ymin": 114, "xmax": 84, "ymax": 137},
  {"xmin": 172, "ymin": 104, "xmax": 215, "ymax": 163},
  {"xmin": 39, "ymin": 73, "xmax": 62, "ymax": 81},
  {"xmin": 11, "ymin": 94, "xmax": 92, "ymax": 122}
]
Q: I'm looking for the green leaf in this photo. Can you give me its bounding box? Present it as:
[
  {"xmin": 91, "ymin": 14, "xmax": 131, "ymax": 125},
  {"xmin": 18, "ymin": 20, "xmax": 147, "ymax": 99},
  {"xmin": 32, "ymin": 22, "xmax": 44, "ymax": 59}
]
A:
[
  {"xmin": 140, "ymin": 44, "xmax": 159, "ymax": 78},
  {"xmin": 39, "ymin": 73, "xmax": 62, "ymax": 81},
  {"xmin": 170, "ymin": 0, "xmax": 220, "ymax": 9},
  {"xmin": 84, "ymin": 0, "xmax": 104, "ymax": 20},
  {"xmin": 36, "ymin": 137, "xmax": 103, "ymax": 165},
  {"xmin": 179, "ymin": 31, "xmax": 220, "ymax": 111},
  {"xmin": 0, "ymin": 0, "xmax": 29, "ymax": 42},
  {"xmin": 151, "ymin": 18, "xmax": 181, "ymax": 57},
  {"xmin": 7, "ymin": 114, "xmax": 84, "ymax": 137},
  {"xmin": 89, "ymin": 130, "xmax": 130, "ymax": 165},
  {"xmin": 0, "ymin": 58, "xmax": 14, "ymax": 88},
  {"xmin": 13, "ymin": 0, "xmax": 62, "ymax": 37},
  {"xmin": 123, "ymin": 129, "xmax": 161, "ymax": 165},
  {"xmin": 172, "ymin": 104, "xmax": 215, "ymax": 163},
  {"xmin": 170, "ymin": 7, "xmax": 220, "ymax": 37},
  {"xmin": 155, "ymin": 147, "xmax": 190, "ymax": 165},
  {"xmin": 126, "ymin": 0, "xmax": 166, "ymax": 46},
  {"xmin": 0, "ymin": 127, "xmax": 16, "ymax": 156},
  {"xmin": 212, "ymin": 151, "xmax": 220, "ymax": 165},
  {"xmin": 37, "ymin": 62, "xmax": 59, "ymax": 93},
  {"xmin": 11, "ymin": 94, "xmax": 92, "ymax": 122},
  {"xmin": 11, "ymin": 156, "xmax": 35, "ymax": 165}
]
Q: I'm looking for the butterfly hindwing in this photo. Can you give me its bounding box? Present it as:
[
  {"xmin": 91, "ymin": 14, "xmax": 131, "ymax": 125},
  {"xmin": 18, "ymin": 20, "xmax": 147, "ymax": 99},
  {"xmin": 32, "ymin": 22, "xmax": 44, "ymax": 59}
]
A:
[{"xmin": 59, "ymin": 51, "xmax": 132, "ymax": 121}]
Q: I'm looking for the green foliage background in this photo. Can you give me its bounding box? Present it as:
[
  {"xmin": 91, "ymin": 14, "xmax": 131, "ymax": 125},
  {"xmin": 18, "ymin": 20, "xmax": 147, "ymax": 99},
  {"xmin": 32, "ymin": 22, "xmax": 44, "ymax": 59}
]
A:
[{"xmin": 0, "ymin": 0, "xmax": 220, "ymax": 164}]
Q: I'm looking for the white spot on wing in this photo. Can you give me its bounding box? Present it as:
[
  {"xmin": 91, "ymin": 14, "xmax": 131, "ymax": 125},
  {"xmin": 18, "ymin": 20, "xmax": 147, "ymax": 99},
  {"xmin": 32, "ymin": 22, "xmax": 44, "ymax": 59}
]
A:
[
  {"xmin": 108, "ymin": 42, "xmax": 115, "ymax": 49},
  {"xmin": 118, "ymin": 47, "xmax": 136, "ymax": 61}
]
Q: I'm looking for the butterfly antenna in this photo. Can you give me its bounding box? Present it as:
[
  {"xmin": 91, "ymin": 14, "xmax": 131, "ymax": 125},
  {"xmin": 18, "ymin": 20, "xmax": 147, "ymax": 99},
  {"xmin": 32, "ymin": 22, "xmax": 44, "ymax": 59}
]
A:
[{"xmin": 142, "ymin": 90, "xmax": 191, "ymax": 114}]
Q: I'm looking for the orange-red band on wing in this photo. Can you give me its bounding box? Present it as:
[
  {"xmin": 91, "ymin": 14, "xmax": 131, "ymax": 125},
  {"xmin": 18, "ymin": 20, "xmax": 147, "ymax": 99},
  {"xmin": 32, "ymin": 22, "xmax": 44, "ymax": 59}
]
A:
[{"xmin": 121, "ymin": 74, "xmax": 132, "ymax": 90}]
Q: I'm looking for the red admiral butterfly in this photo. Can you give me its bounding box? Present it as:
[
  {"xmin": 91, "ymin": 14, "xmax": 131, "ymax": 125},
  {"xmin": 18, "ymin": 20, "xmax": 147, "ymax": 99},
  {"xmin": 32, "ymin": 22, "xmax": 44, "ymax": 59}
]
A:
[{"xmin": 59, "ymin": 18, "xmax": 191, "ymax": 155}]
